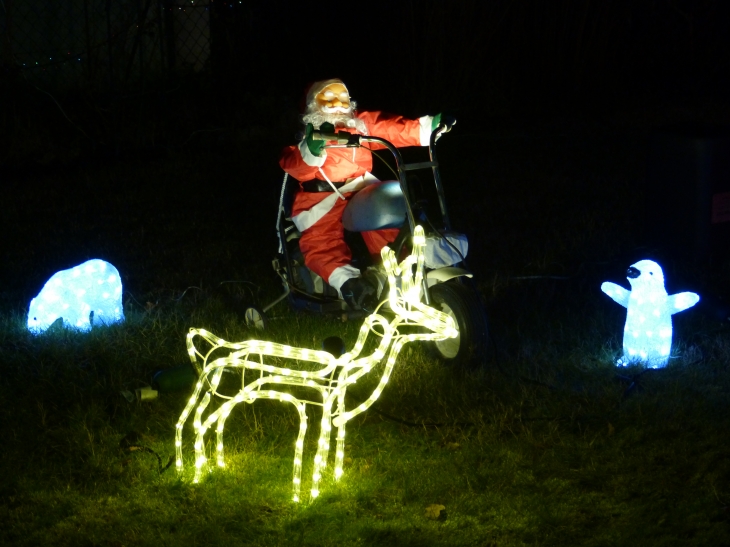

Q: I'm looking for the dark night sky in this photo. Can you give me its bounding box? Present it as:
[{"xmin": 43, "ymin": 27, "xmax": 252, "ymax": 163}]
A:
[
  {"xmin": 209, "ymin": 0, "xmax": 730, "ymax": 119},
  {"xmin": 2, "ymin": 1, "xmax": 730, "ymax": 306},
  {"xmin": 2, "ymin": 0, "xmax": 729, "ymax": 151}
]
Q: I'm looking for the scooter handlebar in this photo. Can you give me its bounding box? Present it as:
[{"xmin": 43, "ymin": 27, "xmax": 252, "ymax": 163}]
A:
[
  {"xmin": 312, "ymin": 130, "xmax": 360, "ymax": 145},
  {"xmin": 440, "ymin": 115, "xmax": 456, "ymax": 131},
  {"xmin": 311, "ymin": 117, "xmax": 455, "ymax": 146}
]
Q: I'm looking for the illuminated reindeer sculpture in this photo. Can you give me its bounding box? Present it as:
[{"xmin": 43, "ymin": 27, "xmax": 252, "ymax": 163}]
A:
[{"xmin": 175, "ymin": 226, "xmax": 457, "ymax": 502}]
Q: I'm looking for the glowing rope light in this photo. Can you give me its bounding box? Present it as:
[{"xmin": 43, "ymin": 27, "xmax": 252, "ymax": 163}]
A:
[
  {"xmin": 175, "ymin": 226, "xmax": 457, "ymax": 501},
  {"xmin": 27, "ymin": 259, "xmax": 124, "ymax": 333},
  {"xmin": 601, "ymin": 259, "xmax": 699, "ymax": 368}
]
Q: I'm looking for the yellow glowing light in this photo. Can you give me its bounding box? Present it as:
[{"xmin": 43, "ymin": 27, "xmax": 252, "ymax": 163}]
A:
[{"xmin": 175, "ymin": 226, "xmax": 456, "ymax": 501}]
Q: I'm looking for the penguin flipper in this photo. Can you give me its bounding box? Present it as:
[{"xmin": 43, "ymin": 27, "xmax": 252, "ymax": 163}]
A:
[
  {"xmin": 601, "ymin": 282, "xmax": 630, "ymax": 308},
  {"xmin": 668, "ymin": 292, "xmax": 700, "ymax": 314}
]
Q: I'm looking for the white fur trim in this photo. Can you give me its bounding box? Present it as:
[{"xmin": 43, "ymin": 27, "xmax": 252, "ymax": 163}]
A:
[
  {"xmin": 291, "ymin": 176, "xmax": 376, "ymax": 232},
  {"xmin": 292, "ymin": 192, "xmax": 339, "ymax": 232},
  {"xmin": 418, "ymin": 115, "xmax": 434, "ymax": 146},
  {"xmin": 329, "ymin": 265, "xmax": 361, "ymax": 294},
  {"xmin": 298, "ymin": 139, "xmax": 327, "ymax": 167}
]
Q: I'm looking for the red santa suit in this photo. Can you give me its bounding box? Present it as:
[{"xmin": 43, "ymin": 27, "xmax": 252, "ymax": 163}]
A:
[{"xmin": 279, "ymin": 110, "xmax": 434, "ymax": 293}]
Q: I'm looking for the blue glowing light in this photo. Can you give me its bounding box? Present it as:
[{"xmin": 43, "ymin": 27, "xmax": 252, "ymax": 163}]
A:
[
  {"xmin": 27, "ymin": 259, "xmax": 125, "ymax": 333},
  {"xmin": 601, "ymin": 259, "xmax": 699, "ymax": 368}
]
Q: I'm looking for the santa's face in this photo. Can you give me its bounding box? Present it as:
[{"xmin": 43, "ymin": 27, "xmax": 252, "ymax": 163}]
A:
[{"xmin": 315, "ymin": 83, "xmax": 351, "ymax": 113}]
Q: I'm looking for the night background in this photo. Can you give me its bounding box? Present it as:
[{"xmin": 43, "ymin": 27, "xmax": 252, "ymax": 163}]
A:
[
  {"xmin": 2, "ymin": 1, "xmax": 730, "ymax": 545},
  {"xmin": 3, "ymin": 0, "xmax": 730, "ymax": 305}
]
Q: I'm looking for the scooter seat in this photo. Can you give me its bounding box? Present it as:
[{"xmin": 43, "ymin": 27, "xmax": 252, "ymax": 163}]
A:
[{"xmin": 342, "ymin": 181, "xmax": 406, "ymax": 232}]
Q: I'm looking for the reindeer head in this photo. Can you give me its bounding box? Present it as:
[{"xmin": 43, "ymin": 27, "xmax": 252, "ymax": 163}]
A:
[{"xmin": 380, "ymin": 226, "xmax": 458, "ymax": 340}]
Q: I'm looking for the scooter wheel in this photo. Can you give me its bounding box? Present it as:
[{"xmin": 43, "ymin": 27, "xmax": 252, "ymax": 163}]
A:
[
  {"xmin": 244, "ymin": 307, "xmax": 267, "ymax": 330},
  {"xmin": 428, "ymin": 280, "xmax": 489, "ymax": 368}
]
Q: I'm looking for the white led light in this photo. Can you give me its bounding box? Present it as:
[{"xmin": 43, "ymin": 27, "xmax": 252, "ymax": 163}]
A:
[
  {"xmin": 175, "ymin": 226, "xmax": 457, "ymax": 500},
  {"xmin": 27, "ymin": 259, "xmax": 124, "ymax": 333},
  {"xmin": 601, "ymin": 259, "xmax": 699, "ymax": 368}
]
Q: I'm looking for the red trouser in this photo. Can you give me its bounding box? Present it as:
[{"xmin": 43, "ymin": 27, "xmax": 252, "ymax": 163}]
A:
[{"xmin": 293, "ymin": 189, "xmax": 399, "ymax": 288}]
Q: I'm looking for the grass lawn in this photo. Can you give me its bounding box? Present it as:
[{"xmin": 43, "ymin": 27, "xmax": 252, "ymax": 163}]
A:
[{"xmin": 1, "ymin": 111, "xmax": 729, "ymax": 546}]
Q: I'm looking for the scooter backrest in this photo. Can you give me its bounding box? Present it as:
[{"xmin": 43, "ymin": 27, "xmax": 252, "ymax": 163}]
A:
[
  {"xmin": 281, "ymin": 174, "xmax": 301, "ymax": 219},
  {"xmin": 342, "ymin": 181, "xmax": 406, "ymax": 232}
]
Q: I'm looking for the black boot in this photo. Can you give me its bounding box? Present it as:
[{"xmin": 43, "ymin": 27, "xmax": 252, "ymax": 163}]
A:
[{"xmin": 340, "ymin": 276, "xmax": 376, "ymax": 311}]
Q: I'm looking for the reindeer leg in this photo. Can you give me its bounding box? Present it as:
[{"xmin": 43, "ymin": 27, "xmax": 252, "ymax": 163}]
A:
[
  {"xmin": 213, "ymin": 398, "xmax": 237, "ymax": 468},
  {"xmin": 311, "ymin": 394, "xmax": 335, "ymax": 499},
  {"xmin": 175, "ymin": 374, "xmax": 209, "ymax": 472},
  {"xmin": 192, "ymin": 392, "xmax": 212, "ymax": 482},
  {"xmin": 334, "ymin": 387, "xmax": 347, "ymax": 481},
  {"xmin": 292, "ymin": 403, "xmax": 308, "ymax": 503},
  {"xmin": 202, "ymin": 368, "xmax": 229, "ymax": 469},
  {"xmin": 201, "ymin": 387, "xmax": 254, "ymax": 471}
]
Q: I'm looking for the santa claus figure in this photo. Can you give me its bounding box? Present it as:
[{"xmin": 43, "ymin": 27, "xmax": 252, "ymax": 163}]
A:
[{"xmin": 279, "ymin": 78, "xmax": 440, "ymax": 310}]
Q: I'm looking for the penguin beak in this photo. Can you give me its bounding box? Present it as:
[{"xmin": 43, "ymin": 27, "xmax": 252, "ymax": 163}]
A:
[{"xmin": 626, "ymin": 266, "xmax": 640, "ymax": 279}]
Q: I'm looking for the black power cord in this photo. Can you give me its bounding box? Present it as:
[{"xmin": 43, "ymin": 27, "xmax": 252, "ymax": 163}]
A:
[{"xmin": 119, "ymin": 432, "xmax": 174, "ymax": 475}]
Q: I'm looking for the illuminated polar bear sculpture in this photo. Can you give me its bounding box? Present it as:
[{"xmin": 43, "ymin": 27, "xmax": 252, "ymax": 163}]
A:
[
  {"xmin": 601, "ymin": 259, "xmax": 699, "ymax": 368},
  {"xmin": 27, "ymin": 259, "xmax": 124, "ymax": 333}
]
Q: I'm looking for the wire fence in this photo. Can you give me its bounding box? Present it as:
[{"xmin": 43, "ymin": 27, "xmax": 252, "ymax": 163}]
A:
[{"xmin": 0, "ymin": 0, "xmax": 211, "ymax": 92}]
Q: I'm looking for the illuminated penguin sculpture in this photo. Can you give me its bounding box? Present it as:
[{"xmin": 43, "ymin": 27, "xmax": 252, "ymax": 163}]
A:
[
  {"xmin": 601, "ymin": 259, "xmax": 699, "ymax": 368},
  {"xmin": 27, "ymin": 259, "xmax": 124, "ymax": 333}
]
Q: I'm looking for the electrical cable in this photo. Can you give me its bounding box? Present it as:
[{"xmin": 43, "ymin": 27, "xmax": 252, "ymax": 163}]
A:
[
  {"xmin": 119, "ymin": 432, "xmax": 174, "ymax": 474},
  {"xmin": 368, "ymin": 146, "xmax": 400, "ymax": 181}
]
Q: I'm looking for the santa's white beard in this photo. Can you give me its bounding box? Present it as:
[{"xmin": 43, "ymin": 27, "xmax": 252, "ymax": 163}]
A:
[{"xmin": 302, "ymin": 100, "xmax": 367, "ymax": 133}]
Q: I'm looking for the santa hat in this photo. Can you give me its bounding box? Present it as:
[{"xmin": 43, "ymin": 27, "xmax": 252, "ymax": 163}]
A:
[{"xmin": 305, "ymin": 78, "xmax": 348, "ymax": 106}]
